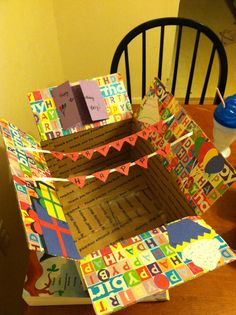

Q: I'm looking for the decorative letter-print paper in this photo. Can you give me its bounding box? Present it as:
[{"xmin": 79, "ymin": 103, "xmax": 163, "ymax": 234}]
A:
[
  {"xmin": 28, "ymin": 73, "xmax": 132, "ymax": 141},
  {"xmin": 137, "ymin": 78, "xmax": 236, "ymax": 215},
  {"xmin": 1, "ymin": 74, "xmax": 235, "ymax": 315},
  {"xmin": 79, "ymin": 216, "xmax": 236, "ymax": 315},
  {"xmin": 0, "ymin": 119, "xmax": 80, "ymax": 260}
]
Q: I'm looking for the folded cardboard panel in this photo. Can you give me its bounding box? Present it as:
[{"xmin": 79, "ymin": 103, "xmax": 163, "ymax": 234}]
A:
[
  {"xmin": 79, "ymin": 216, "xmax": 236, "ymax": 315},
  {"xmin": 42, "ymin": 119, "xmax": 181, "ymax": 256},
  {"xmin": 0, "ymin": 74, "xmax": 236, "ymax": 314},
  {"xmin": 137, "ymin": 79, "xmax": 236, "ymax": 213},
  {"xmin": 28, "ymin": 73, "xmax": 133, "ymax": 141},
  {"xmin": 23, "ymin": 250, "xmax": 169, "ymax": 305},
  {"xmin": 0, "ymin": 118, "xmax": 81, "ymax": 259}
]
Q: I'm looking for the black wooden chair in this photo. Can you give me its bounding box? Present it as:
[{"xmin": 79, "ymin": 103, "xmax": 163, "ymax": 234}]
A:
[{"xmin": 110, "ymin": 17, "xmax": 228, "ymax": 105}]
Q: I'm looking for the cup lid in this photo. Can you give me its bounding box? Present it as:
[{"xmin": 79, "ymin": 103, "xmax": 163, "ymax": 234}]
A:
[{"xmin": 214, "ymin": 94, "xmax": 236, "ymax": 128}]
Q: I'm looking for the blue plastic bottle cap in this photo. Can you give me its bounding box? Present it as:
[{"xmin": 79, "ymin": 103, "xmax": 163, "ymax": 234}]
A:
[{"xmin": 214, "ymin": 94, "xmax": 236, "ymax": 128}]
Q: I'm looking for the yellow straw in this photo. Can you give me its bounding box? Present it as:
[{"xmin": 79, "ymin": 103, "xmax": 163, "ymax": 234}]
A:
[{"xmin": 216, "ymin": 88, "xmax": 226, "ymax": 108}]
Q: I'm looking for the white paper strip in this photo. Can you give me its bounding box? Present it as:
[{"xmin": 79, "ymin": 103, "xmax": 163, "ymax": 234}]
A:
[
  {"xmin": 14, "ymin": 116, "xmax": 174, "ymax": 155},
  {"xmin": 19, "ymin": 131, "xmax": 193, "ymax": 183}
]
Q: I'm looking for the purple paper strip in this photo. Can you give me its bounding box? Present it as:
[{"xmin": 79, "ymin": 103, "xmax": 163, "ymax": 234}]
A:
[
  {"xmin": 79, "ymin": 80, "xmax": 108, "ymax": 121},
  {"xmin": 52, "ymin": 81, "xmax": 83, "ymax": 130}
]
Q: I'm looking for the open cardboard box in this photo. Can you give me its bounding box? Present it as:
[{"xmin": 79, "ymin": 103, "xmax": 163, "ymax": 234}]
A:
[{"xmin": 0, "ymin": 74, "xmax": 236, "ymax": 315}]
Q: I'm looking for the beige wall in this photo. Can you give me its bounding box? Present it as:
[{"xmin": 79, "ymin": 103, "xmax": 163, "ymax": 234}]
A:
[
  {"xmin": 0, "ymin": 1, "xmax": 180, "ymax": 248},
  {"xmin": 53, "ymin": 0, "xmax": 180, "ymax": 103},
  {"xmin": 178, "ymin": 0, "xmax": 236, "ymax": 98},
  {"xmin": 2, "ymin": 1, "xmax": 234, "ymax": 136},
  {"xmin": 0, "ymin": 0, "xmax": 180, "ymax": 140},
  {"xmin": 0, "ymin": 0, "xmax": 64, "ymax": 138}
]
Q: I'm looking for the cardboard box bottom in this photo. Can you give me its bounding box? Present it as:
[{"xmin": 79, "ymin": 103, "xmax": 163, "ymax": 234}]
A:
[{"xmin": 41, "ymin": 119, "xmax": 195, "ymax": 257}]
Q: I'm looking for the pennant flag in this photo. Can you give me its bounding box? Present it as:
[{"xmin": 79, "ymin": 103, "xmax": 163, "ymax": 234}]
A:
[
  {"xmin": 81, "ymin": 149, "xmax": 94, "ymax": 160},
  {"xmin": 137, "ymin": 128, "xmax": 150, "ymax": 140},
  {"xmin": 96, "ymin": 145, "xmax": 110, "ymax": 157},
  {"xmin": 66, "ymin": 152, "xmax": 79, "ymax": 161},
  {"xmin": 156, "ymin": 143, "xmax": 171, "ymax": 158},
  {"xmin": 125, "ymin": 134, "xmax": 138, "ymax": 146},
  {"xmin": 111, "ymin": 139, "xmax": 124, "ymax": 151},
  {"xmin": 93, "ymin": 169, "xmax": 110, "ymax": 182},
  {"xmin": 151, "ymin": 121, "xmax": 163, "ymax": 134},
  {"xmin": 135, "ymin": 156, "xmax": 148, "ymax": 169},
  {"xmin": 115, "ymin": 162, "xmax": 131, "ymax": 176},
  {"xmin": 68, "ymin": 176, "xmax": 86, "ymax": 188},
  {"xmin": 51, "ymin": 151, "xmax": 64, "ymax": 160}
]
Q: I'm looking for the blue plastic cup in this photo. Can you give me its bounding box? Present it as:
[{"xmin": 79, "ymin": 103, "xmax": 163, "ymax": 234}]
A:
[{"xmin": 213, "ymin": 94, "xmax": 236, "ymax": 158}]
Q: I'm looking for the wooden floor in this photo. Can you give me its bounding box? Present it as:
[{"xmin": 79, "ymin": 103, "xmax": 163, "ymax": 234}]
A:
[{"xmin": 23, "ymin": 105, "xmax": 236, "ymax": 315}]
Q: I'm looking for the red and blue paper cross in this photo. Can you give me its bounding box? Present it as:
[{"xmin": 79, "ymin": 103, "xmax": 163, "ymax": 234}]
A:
[{"xmin": 30, "ymin": 197, "xmax": 80, "ymax": 260}]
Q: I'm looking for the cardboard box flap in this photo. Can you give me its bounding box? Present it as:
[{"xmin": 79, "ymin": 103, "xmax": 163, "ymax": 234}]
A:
[
  {"xmin": 0, "ymin": 118, "xmax": 80, "ymax": 260},
  {"xmin": 1, "ymin": 75, "xmax": 236, "ymax": 261},
  {"xmin": 0, "ymin": 113, "xmax": 194, "ymax": 261},
  {"xmin": 1, "ymin": 73, "xmax": 235, "ymax": 280},
  {"xmin": 28, "ymin": 73, "xmax": 133, "ymax": 142},
  {"xmin": 2, "ymin": 73, "xmax": 236, "ymax": 314},
  {"xmin": 137, "ymin": 78, "xmax": 236, "ymax": 214},
  {"xmin": 80, "ymin": 216, "xmax": 236, "ymax": 315}
]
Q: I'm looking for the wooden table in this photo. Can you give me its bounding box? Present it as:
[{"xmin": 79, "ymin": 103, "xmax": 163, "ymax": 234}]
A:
[{"xmin": 23, "ymin": 105, "xmax": 236, "ymax": 315}]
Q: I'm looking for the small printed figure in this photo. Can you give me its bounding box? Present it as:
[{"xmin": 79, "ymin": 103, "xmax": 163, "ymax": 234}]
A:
[
  {"xmin": 166, "ymin": 218, "xmax": 222, "ymax": 271},
  {"xmin": 182, "ymin": 238, "xmax": 221, "ymax": 271},
  {"xmin": 192, "ymin": 129, "xmax": 225, "ymax": 174}
]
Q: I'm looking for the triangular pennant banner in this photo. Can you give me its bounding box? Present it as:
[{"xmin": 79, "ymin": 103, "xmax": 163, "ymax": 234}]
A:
[
  {"xmin": 125, "ymin": 134, "xmax": 138, "ymax": 146},
  {"xmin": 96, "ymin": 145, "xmax": 110, "ymax": 157},
  {"xmin": 156, "ymin": 143, "xmax": 171, "ymax": 158},
  {"xmin": 111, "ymin": 139, "xmax": 124, "ymax": 151},
  {"xmin": 151, "ymin": 121, "xmax": 163, "ymax": 134},
  {"xmin": 115, "ymin": 162, "xmax": 131, "ymax": 176},
  {"xmin": 81, "ymin": 149, "xmax": 94, "ymax": 160},
  {"xmin": 51, "ymin": 151, "xmax": 64, "ymax": 160},
  {"xmin": 137, "ymin": 128, "xmax": 150, "ymax": 140},
  {"xmin": 68, "ymin": 176, "xmax": 86, "ymax": 188},
  {"xmin": 93, "ymin": 169, "xmax": 110, "ymax": 182},
  {"xmin": 135, "ymin": 156, "xmax": 148, "ymax": 169},
  {"xmin": 66, "ymin": 152, "xmax": 79, "ymax": 161}
]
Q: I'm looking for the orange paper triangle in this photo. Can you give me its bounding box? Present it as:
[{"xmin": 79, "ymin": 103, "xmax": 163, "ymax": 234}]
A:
[
  {"xmin": 151, "ymin": 121, "xmax": 163, "ymax": 134},
  {"xmin": 156, "ymin": 143, "xmax": 171, "ymax": 158},
  {"xmin": 96, "ymin": 145, "xmax": 110, "ymax": 156},
  {"xmin": 69, "ymin": 176, "xmax": 86, "ymax": 188},
  {"xmin": 111, "ymin": 139, "xmax": 124, "ymax": 151},
  {"xmin": 137, "ymin": 129, "xmax": 150, "ymax": 140},
  {"xmin": 51, "ymin": 151, "xmax": 64, "ymax": 160},
  {"xmin": 66, "ymin": 152, "xmax": 79, "ymax": 161},
  {"xmin": 93, "ymin": 169, "xmax": 110, "ymax": 182},
  {"xmin": 115, "ymin": 162, "xmax": 131, "ymax": 176},
  {"xmin": 81, "ymin": 149, "xmax": 94, "ymax": 160},
  {"xmin": 135, "ymin": 156, "xmax": 148, "ymax": 169},
  {"xmin": 125, "ymin": 134, "xmax": 138, "ymax": 146}
]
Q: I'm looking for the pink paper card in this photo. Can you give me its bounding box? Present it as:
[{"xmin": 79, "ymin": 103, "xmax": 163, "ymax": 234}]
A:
[
  {"xmin": 52, "ymin": 81, "xmax": 83, "ymax": 130},
  {"xmin": 79, "ymin": 80, "xmax": 108, "ymax": 121}
]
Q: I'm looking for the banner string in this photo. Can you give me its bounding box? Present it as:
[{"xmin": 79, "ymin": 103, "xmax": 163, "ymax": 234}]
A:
[
  {"xmin": 19, "ymin": 131, "xmax": 193, "ymax": 183},
  {"xmin": 14, "ymin": 116, "xmax": 174, "ymax": 156}
]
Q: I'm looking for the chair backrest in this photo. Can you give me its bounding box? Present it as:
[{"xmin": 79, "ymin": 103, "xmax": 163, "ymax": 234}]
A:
[{"xmin": 110, "ymin": 17, "xmax": 228, "ymax": 105}]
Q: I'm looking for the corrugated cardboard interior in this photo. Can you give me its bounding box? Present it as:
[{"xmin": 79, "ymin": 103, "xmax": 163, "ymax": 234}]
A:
[{"xmin": 42, "ymin": 119, "xmax": 195, "ymax": 257}]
